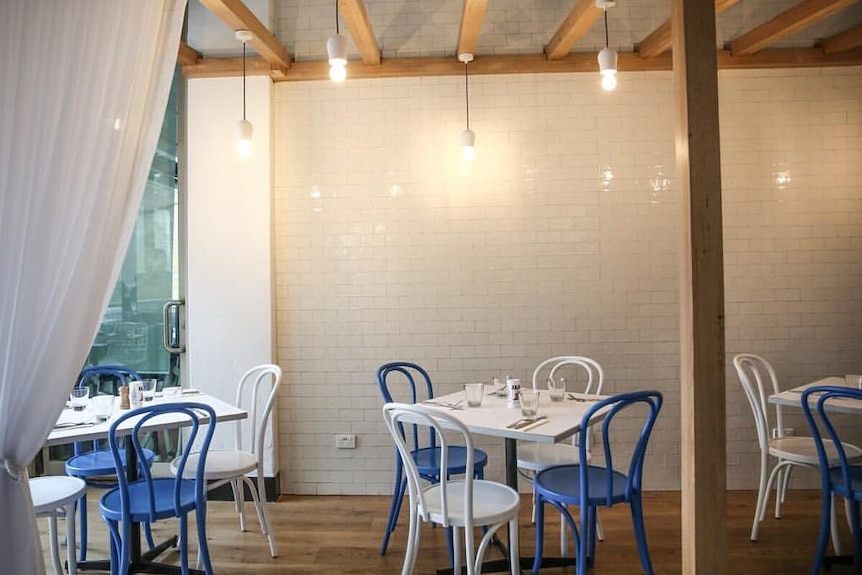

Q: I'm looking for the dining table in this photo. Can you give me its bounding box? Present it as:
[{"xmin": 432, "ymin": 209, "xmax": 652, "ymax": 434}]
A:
[
  {"xmin": 46, "ymin": 389, "xmax": 247, "ymax": 575},
  {"xmin": 419, "ymin": 386, "xmax": 610, "ymax": 575}
]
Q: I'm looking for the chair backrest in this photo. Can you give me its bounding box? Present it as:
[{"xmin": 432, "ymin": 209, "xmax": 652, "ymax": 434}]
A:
[
  {"xmin": 577, "ymin": 390, "xmax": 663, "ymax": 504},
  {"xmin": 801, "ymin": 385, "xmax": 862, "ymax": 496},
  {"xmin": 532, "ymin": 356, "xmax": 604, "ymax": 395},
  {"xmin": 77, "ymin": 364, "xmax": 141, "ymax": 396},
  {"xmin": 382, "ymin": 402, "xmax": 475, "ymax": 530},
  {"xmin": 234, "ymin": 364, "xmax": 282, "ymax": 459},
  {"xmin": 108, "ymin": 402, "xmax": 216, "ymax": 522},
  {"xmin": 377, "ymin": 362, "xmax": 436, "ymax": 454},
  {"xmin": 733, "ymin": 353, "xmax": 785, "ymax": 448}
]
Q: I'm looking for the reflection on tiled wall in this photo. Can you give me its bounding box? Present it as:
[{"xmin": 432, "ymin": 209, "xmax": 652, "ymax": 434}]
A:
[{"xmin": 273, "ymin": 67, "xmax": 862, "ymax": 495}]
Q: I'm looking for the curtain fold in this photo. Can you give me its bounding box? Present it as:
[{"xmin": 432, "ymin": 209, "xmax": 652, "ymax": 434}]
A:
[{"xmin": 0, "ymin": 1, "xmax": 186, "ymax": 572}]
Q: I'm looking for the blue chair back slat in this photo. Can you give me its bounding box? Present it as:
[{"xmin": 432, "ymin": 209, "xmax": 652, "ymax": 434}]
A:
[
  {"xmin": 378, "ymin": 362, "xmax": 437, "ymax": 454},
  {"xmin": 74, "ymin": 365, "xmax": 141, "ymax": 455},
  {"xmin": 579, "ymin": 390, "xmax": 663, "ymax": 506},
  {"xmin": 108, "ymin": 402, "xmax": 215, "ymax": 523}
]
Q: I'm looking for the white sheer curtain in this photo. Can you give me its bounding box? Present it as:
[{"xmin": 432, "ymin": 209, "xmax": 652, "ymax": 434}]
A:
[{"xmin": 0, "ymin": 1, "xmax": 185, "ymax": 572}]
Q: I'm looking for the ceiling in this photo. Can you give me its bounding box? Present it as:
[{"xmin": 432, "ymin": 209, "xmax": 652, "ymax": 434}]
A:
[{"xmin": 181, "ymin": 0, "xmax": 862, "ymax": 81}]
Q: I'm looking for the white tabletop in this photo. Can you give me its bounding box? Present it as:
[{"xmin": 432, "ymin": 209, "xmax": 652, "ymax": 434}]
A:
[
  {"xmin": 46, "ymin": 390, "xmax": 246, "ymax": 447},
  {"xmin": 422, "ymin": 389, "xmax": 608, "ymax": 444},
  {"xmin": 768, "ymin": 376, "xmax": 862, "ymax": 416}
]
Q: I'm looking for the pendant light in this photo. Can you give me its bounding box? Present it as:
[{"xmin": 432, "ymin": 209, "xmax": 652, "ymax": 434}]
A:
[
  {"xmin": 596, "ymin": 1, "xmax": 618, "ymax": 92},
  {"xmin": 236, "ymin": 29, "xmax": 253, "ymax": 157},
  {"xmin": 327, "ymin": 0, "xmax": 348, "ymax": 82},
  {"xmin": 459, "ymin": 53, "xmax": 475, "ymax": 163}
]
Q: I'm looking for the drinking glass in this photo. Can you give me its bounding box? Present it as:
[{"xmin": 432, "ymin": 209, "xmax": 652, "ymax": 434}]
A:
[
  {"xmin": 464, "ymin": 383, "xmax": 484, "ymax": 407},
  {"xmin": 91, "ymin": 395, "xmax": 115, "ymax": 421},
  {"xmin": 520, "ymin": 389, "xmax": 540, "ymax": 420},
  {"xmin": 548, "ymin": 377, "xmax": 566, "ymax": 402},
  {"xmin": 141, "ymin": 379, "xmax": 157, "ymax": 402},
  {"xmin": 69, "ymin": 387, "xmax": 90, "ymax": 411}
]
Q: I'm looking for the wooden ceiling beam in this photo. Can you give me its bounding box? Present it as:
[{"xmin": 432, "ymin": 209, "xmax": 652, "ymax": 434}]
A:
[
  {"xmin": 457, "ymin": 0, "xmax": 489, "ymax": 57},
  {"xmin": 729, "ymin": 0, "xmax": 858, "ymax": 56},
  {"xmin": 339, "ymin": 0, "xmax": 380, "ymax": 65},
  {"xmin": 545, "ymin": 0, "xmax": 604, "ymax": 60},
  {"xmin": 178, "ymin": 42, "xmax": 201, "ymax": 66},
  {"xmin": 196, "ymin": 0, "xmax": 292, "ymax": 70},
  {"xmin": 637, "ymin": 0, "xmax": 742, "ymax": 58},
  {"xmin": 820, "ymin": 23, "xmax": 862, "ymax": 54},
  {"xmin": 181, "ymin": 47, "xmax": 862, "ymax": 81}
]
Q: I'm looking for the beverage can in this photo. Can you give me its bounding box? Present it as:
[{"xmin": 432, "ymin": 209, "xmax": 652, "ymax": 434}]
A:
[
  {"xmin": 129, "ymin": 381, "xmax": 144, "ymax": 408},
  {"xmin": 507, "ymin": 377, "xmax": 521, "ymax": 407}
]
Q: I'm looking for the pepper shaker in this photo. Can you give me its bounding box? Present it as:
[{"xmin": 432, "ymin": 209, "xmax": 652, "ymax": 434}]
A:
[{"xmin": 119, "ymin": 385, "xmax": 130, "ymax": 410}]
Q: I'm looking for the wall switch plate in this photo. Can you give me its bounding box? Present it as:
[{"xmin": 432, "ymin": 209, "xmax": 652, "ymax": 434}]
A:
[{"xmin": 336, "ymin": 434, "xmax": 356, "ymax": 449}]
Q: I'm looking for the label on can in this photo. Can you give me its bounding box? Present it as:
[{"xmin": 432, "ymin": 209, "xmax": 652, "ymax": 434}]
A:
[{"xmin": 507, "ymin": 378, "xmax": 521, "ymax": 407}]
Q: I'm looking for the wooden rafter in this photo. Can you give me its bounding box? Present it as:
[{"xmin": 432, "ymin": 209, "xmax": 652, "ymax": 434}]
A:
[
  {"xmin": 545, "ymin": 0, "xmax": 604, "ymax": 60},
  {"xmin": 196, "ymin": 0, "xmax": 291, "ymax": 71},
  {"xmin": 457, "ymin": 0, "xmax": 489, "ymax": 57},
  {"xmin": 181, "ymin": 47, "xmax": 862, "ymax": 81},
  {"xmin": 637, "ymin": 0, "xmax": 741, "ymax": 58},
  {"xmin": 821, "ymin": 23, "xmax": 862, "ymax": 54},
  {"xmin": 729, "ymin": 0, "xmax": 858, "ymax": 56},
  {"xmin": 178, "ymin": 42, "xmax": 201, "ymax": 66},
  {"xmin": 339, "ymin": 0, "xmax": 380, "ymax": 65}
]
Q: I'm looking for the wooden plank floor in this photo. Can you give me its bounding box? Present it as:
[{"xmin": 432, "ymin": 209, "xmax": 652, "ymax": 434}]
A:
[{"xmin": 39, "ymin": 489, "xmax": 856, "ymax": 574}]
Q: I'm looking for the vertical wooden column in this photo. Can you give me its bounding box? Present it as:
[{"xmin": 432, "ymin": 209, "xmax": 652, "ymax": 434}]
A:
[{"xmin": 671, "ymin": 0, "xmax": 727, "ymax": 573}]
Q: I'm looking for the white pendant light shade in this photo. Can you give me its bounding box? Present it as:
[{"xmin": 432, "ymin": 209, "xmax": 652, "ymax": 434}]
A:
[
  {"xmin": 461, "ymin": 128, "xmax": 475, "ymax": 162},
  {"xmin": 598, "ymin": 47, "xmax": 618, "ymax": 91},
  {"xmin": 327, "ymin": 34, "xmax": 348, "ymax": 82},
  {"xmin": 237, "ymin": 119, "xmax": 253, "ymax": 157}
]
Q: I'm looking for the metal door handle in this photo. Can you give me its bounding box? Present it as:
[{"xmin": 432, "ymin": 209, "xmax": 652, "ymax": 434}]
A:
[{"xmin": 162, "ymin": 300, "xmax": 185, "ymax": 353}]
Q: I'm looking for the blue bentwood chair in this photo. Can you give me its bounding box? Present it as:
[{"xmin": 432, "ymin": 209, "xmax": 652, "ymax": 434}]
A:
[
  {"xmin": 532, "ymin": 390, "xmax": 663, "ymax": 575},
  {"xmin": 801, "ymin": 385, "xmax": 862, "ymax": 575},
  {"xmin": 100, "ymin": 402, "xmax": 217, "ymax": 575},
  {"xmin": 377, "ymin": 362, "xmax": 489, "ymax": 558},
  {"xmin": 65, "ymin": 365, "xmax": 156, "ymax": 562}
]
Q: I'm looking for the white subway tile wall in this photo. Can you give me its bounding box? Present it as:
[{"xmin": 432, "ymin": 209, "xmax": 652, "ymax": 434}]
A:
[{"xmin": 273, "ymin": 67, "xmax": 862, "ymax": 495}]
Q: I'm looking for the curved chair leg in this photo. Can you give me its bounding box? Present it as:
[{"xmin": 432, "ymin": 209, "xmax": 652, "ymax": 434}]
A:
[
  {"xmin": 507, "ymin": 517, "xmax": 520, "ymax": 575},
  {"xmin": 143, "ymin": 521, "xmax": 155, "ymax": 551},
  {"xmin": 64, "ymin": 500, "xmax": 79, "ymax": 575},
  {"xmin": 532, "ymin": 495, "xmax": 546, "ymax": 575},
  {"xmin": 402, "ymin": 504, "xmax": 421, "ymax": 575},
  {"xmin": 47, "ymin": 515, "xmax": 63, "ymax": 575},
  {"xmin": 810, "ymin": 489, "xmax": 834, "ymax": 575},
  {"xmin": 244, "ymin": 475, "xmax": 277, "ymax": 557},
  {"xmin": 227, "ymin": 478, "xmax": 245, "ymax": 532},
  {"xmin": 453, "ymin": 525, "xmax": 464, "ymax": 575},
  {"xmin": 195, "ymin": 507, "xmax": 215, "ymax": 575},
  {"xmin": 630, "ymin": 496, "xmax": 655, "ymax": 575},
  {"xmin": 77, "ymin": 491, "xmax": 88, "ymax": 562},
  {"xmin": 752, "ymin": 458, "xmax": 784, "ymax": 541},
  {"xmin": 829, "ymin": 495, "xmax": 842, "ymax": 555},
  {"xmin": 381, "ymin": 461, "xmax": 406, "ymax": 555}
]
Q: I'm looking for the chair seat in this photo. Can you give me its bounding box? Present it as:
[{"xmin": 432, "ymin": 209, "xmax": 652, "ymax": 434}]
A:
[
  {"xmin": 172, "ymin": 451, "xmax": 257, "ymax": 480},
  {"xmin": 517, "ymin": 443, "xmax": 588, "ymax": 473},
  {"xmin": 66, "ymin": 448, "xmax": 156, "ymax": 479},
  {"xmin": 423, "ymin": 479, "xmax": 520, "ymax": 527},
  {"xmin": 31, "ymin": 476, "xmax": 87, "ymax": 514},
  {"xmin": 829, "ymin": 466, "xmax": 862, "ymax": 499},
  {"xmin": 413, "ymin": 445, "xmax": 488, "ymax": 477},
  {"xmin": 100, "ymin": 478, "xmax": 197, "ymax": 522},
  {"xmin": 769, "ymin": 436, "xmax": 862, "ymax": 466},
  {"xmin": 535, "ymin": 464, "xmax": 630, "ymax": 507}
]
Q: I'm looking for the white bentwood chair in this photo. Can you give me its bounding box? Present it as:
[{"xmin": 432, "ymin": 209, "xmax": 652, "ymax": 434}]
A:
[
  {"xmin": 382, "ymin": 402, "xmax": 521, "ymax": 575},
  {"xmin": 516, "ymin": 356, "xmax": 605, "ymax": 554},
  {"xmin": 171, "ymin": 364, "xmax": 282, "ymax": 557},
  {"xmin": 30, "ymin": 475, "xmax": 87, "ymax": 575},
  {"xmin": 733, "ymin": 353, "xmax": 862, "ymax": 551}
]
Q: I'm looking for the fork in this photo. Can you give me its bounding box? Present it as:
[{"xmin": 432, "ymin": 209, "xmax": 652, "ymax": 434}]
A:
[{"xmin": 423, "ymin": 399, "xmax": 464, "ymax": 410}]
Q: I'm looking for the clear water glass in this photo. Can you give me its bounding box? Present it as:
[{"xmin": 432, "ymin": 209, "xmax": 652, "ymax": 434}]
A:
[{"xmin": 520, "ymin": 389, "xmax": 540, "ymax": 420}]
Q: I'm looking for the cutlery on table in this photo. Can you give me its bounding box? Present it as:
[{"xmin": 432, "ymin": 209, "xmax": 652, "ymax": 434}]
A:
[
  {"xmin": 506, "ymin": 415, "xmax": 548, "ymax": 430},
  {"xmin": 422, "ymin": 399, "xmax": 464, "ymax": 410},
  {"xmin": 567, "ymin": 393, "xmax": 600, "ymax": 402},
  {"xmin": 53, "ymin": 421, "xmax": 95, "ymax": 430}
]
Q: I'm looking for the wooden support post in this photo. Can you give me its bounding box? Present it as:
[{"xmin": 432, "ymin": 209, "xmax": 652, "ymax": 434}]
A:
[{"xmin": 671, "ymin": 0, "xmax": 727, "ymax": 572}]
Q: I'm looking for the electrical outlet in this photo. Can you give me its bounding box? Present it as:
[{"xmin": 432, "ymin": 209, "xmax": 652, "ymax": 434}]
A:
[{"xmin": 336, "ymin": 434, "xmax": 356, "ymax": 449}]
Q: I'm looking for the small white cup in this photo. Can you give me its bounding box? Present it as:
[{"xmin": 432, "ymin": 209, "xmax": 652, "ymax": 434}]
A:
[
  {"xmin": 91, "ymin": 395, "xmax": 115, "ymax": 422},
  {"xmin": 464, "ymin": 383, "xmax": 484, "ymax": 407}
]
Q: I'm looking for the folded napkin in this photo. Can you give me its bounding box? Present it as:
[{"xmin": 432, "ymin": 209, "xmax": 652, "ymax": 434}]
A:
[{"xmin": 54, "ymin": 409, "xmax": 93, "ymax": 428}]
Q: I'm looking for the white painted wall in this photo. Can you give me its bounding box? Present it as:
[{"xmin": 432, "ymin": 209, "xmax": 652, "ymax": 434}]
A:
[
  {"xmin": 186, "ymin": 75, "xmax": 278, "ymax": 476},
  {"xmin": 271, "ymin": 67, "xmax": 862, "ymax": 495}
]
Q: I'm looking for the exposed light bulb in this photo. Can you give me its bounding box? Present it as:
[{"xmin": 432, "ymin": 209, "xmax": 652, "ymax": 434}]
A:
[
  {"xmin": 237, "ymin": 119, "xmax": 253, "ymax": 157},
  {"xmin": 597, "ymin": 47, "xmax": 618, "ymax": 92},
  {"xmin": 461, "ymin": 129, "xmax": 475, "ymax": 162},
  {"xmin": 329, "ymin": 62, "xmax": 347, "ymax": 82}
]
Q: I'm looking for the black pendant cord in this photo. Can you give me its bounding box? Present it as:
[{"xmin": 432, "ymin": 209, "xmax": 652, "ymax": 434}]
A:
[
  {"xmin": 335, "ymin": 0, "xmax": 340, "ymax": 35},
  {"xmin": 242, "ymin": 41, "xmax": 247, "ymax": 121},
  {"xmin": 464, "ymin": 61, "xmax": 470, "ymax": 131},
  {"xmin": 604, "ymin": 10, "xmax": 609, "ymax": 49}
]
